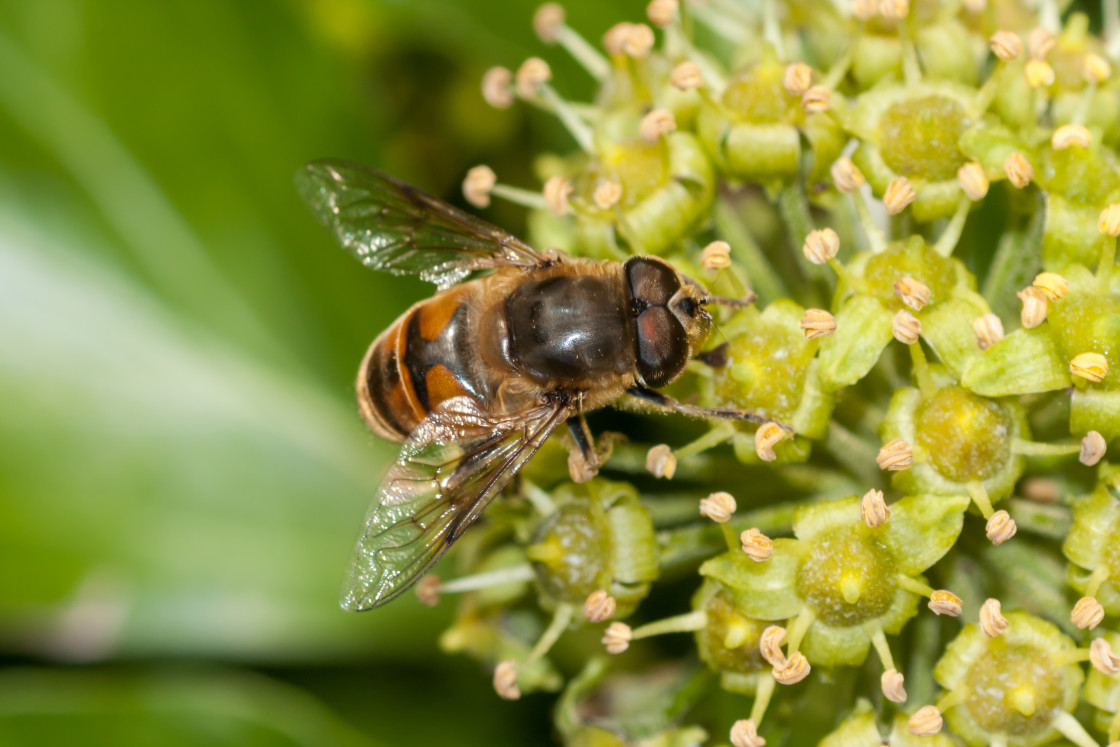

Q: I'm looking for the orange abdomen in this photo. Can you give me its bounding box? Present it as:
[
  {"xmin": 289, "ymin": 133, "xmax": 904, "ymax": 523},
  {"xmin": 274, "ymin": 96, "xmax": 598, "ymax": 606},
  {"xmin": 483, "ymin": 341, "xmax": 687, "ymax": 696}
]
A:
[{"xmin": 356, "ymin": 284, "xmax": 487, "ymax": 440}]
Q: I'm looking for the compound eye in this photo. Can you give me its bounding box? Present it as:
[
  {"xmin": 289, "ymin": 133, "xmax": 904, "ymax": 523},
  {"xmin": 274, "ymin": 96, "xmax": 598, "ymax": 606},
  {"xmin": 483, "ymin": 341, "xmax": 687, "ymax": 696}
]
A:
[
  {"xmin": 625, "ymin": 257, "xmax": 680, "ymax": 308},
  {"xmin": 634, "ymin": 306, "xmax": 689, "ymax": 388},
  {"xmin": 678, "ymin": 297, "xmax": 697, "ymax": 317}
]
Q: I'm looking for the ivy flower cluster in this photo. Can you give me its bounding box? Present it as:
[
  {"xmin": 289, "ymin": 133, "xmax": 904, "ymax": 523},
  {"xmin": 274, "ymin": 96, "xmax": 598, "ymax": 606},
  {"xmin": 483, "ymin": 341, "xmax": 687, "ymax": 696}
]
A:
[{"xmin": 427, "ymin": 0, "xmax": 1120, "ymax": 744}]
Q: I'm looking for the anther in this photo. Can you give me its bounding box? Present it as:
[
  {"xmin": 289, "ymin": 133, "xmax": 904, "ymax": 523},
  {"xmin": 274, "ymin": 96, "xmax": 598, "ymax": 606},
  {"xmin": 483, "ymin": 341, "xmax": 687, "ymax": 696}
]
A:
[
  {"xmin": 882, "ymin": 668, "xmax": 907, "ymax": 703},
  {"xmin": 493, "ymin": 660, "xmax": 521, "ymax": 700},
  {"xmin": 986, "ymin": 510, "xmax": 1017, "ymax": 545},
  {"xmin": 602, "ymin": 621, "xmax": 633, "ymax": 653},
  {"xmin": 1099, "ymin": 204, "xmax": 1120, "ymax": 236},
  {"xmin": 1080, "ymin": 431, "xmax": 1106, "ymax": 466},
  {"xmin": 883, "ymin": 177, "xmax": 917, "ymax": 215},
  {"xmin": 670, "ymin": 61, "xmax": 703, "ymax": 90},
  {"xmin": 463, "ymin": 165, "xmax": 497, "ymax": 208},
  {"xmin": 415, "ymin": 575, "xmax": 441, "ymax": 607},
  {"xmin": 891, "ymin": 309, "xmax": 921, "ymax": 344},
  {"xmin": 1090, "ymin": 637, "xmax": 1120, "ymax": 675},
  {"xmin": 516, "ymin": 57, "xmax": 552, "ymax": 99},
  {"xmin": 730, "ymin": 719, "xmax": 766, "ymax": 747},
  {"xmin": 593, "ymin": 178, "xmax": 623, "ymax": 210},
  {"xmin": 741, "ymin": 528, "xmax": 774, "ymax": 562},
  {"xmin": 928, "ymin": 590, "xmax": 963, "ymax": 617},
  {"xmin": 800, "ymin": 309, "xmax": 836, "ymax": 339},
  {"xmin": 861, "ymin": 489, "xmax": 890, "ymax": 527},
  {"xmin": 1052, "ymin": 124, "xmax": 1092, "ymax": 150},
  {"xmin": 980, "ymin": 598, "xmax": 1008, "ymax": 637},
  {"xmin": 755, "ymin": 422, "xmax": 785, "ymax": 461},
  {"xmin": 803, "ymin": 228, "xmax": 840, "ymax": 264},
  {"xmin": 1084, "ymin": 53, "xmax": 1112, "ymax": 83},
  {"xmin": 800, "ymin": 85, "xmax": 832, "ymax": 114},
  {"xmin": 973, "ymin": 313, "xmax": 1004, "ymax": 349},
  {"xmin": 1032, "ymin": 272, "xmax": 1068, "ymax": 301},
  {"xmin": 584, "ymin": 590, "xmax": 617, "ymax": 623},
  {"xmin": 878, "ymin": 0, "xmax": 908, "ymax": 20},
  {"xmin": 957, "ymin": 162, "xmax": 989, "ymax": 201},
  {"xmin": 990, "ymin": 30, "xmax": 1023, "ymax": 62},
  {"xmin": 646, "ymin": 0, "xmax": 678, "ymax": 27},
  {"xmin": 543, "ymin": 175, "xmax": 574, "ymax": 215},
  {"xmin": 700, "ymin": 241, "xmax": 731, "ymax": 270},
  {"xmin": 1072, "ymin": 595, "xmax": 1105, "ymax": 630},
  {"xmin": 784, "ymin": 63, "xmax": 813, "ymax": 96},
  {"xmin": 831, "ymin": 157, "xmax": 865, "ymax": 194},
  {"xmin": 759, "ymin": 625, "xmax": 787, "ymax": 666},
  {"xmin": 639, "ymin": 108, "xmax": 677, "ymax": 144},
  {"xmin": 646, "ymin": 444, "xmax": 677, "ymax": 479},
  {"xmin": 894, "ymin": 276, "xmax": 931, "ymax": 311},
  {"xmin": 481, "ymin": 66, "xmax": 514, "ymax": 108},
  {"xmin": 1070, "ymin": 352, "xmax": 1109, "ymax": 382},
  {"xmin": 1018, "ymin": 286, "xmax": 1048, "ymax": 329},
  {"xmin": 772, "ymin": 652, "xmax": 810, "ymax": 684},
  {"xmin": 877, "ymin": 439, "xmax": 913, "ymax": 471},
  {"xmin": 533, "ymin": 3, "xmax": 565, "ymax": 43},
  {"xmin": 907, "ymin": 706, "xmax": 943, "ymax": 736},
  {"xmin": 700, "ymin": 491, "xmax": 737, "ymax": 523},
  {"xmin": 1004, "ymin": 152, "xmax": 1033, "ymax": 188}
]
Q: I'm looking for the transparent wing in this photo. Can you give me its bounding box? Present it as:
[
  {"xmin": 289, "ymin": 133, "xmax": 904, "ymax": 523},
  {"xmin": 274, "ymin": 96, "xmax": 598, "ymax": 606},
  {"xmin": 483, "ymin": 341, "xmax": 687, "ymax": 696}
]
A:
[
  {"xmin": 296, "ymin": 160, "xmax": 550, "ymax": 289},
  {"xmin": 341, "ymin": 395, "xmax": 570, "ymax": 611}
]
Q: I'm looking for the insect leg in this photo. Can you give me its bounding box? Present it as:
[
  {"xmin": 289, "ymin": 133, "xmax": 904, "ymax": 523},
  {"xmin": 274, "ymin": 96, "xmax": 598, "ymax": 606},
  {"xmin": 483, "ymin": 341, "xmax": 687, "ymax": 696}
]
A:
[
  {"xmin": 705, "ymin": 291, "xmax": 757, "ymax": 309},
  {"xmin": 694, "ymin": 342, "xmax": 730, "ymax": 368},
  {"xmin": 626, "ymin": 385, "xmax": 792, "ymax": 432},
  {"xmin": 565, "ymin": 414, "xmax": 601, "ymax": 483}
]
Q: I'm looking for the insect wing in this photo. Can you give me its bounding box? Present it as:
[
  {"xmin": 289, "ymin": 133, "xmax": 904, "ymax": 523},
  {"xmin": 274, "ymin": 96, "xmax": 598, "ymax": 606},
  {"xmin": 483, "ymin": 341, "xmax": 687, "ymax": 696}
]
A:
[
  {"xmin": 341, "ymin": 396, "xmax": 569, "ymax": 611},
  {"xmin": 296, "ymin": 160, "xmax": 548, "ymax": 289}
]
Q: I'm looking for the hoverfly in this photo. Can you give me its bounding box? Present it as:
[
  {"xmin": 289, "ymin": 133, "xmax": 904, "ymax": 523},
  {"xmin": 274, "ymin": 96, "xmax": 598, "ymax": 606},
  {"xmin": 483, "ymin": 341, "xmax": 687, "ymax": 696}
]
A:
[{"xmin": 297, "ymin": 160, "xmax": 776, "ymax": 611}]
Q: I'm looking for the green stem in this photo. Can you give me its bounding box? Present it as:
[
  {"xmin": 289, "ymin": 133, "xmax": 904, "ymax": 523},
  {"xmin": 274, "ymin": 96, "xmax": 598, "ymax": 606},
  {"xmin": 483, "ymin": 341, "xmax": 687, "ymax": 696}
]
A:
[
  {"xmin": 966, "ymin": 480, "xmax": 994, "ymax": 518},
  {"xmin": 714, "ymin": 196, "xmax": 789, "ymax": 303},
  {"xmin": 822, "ymin": 419, "xmax": 881, "ymax": 485},
  {"xmin": 633, "ymin": 610, "xmax": 708, "ymax": 638},
  {"xmin": 785, "ymin": 606, "xmax": 817, "ymax": 652},
  {"xmin": 750, "ymin": 673, "xmax": 777, "ymax": 724},
  {"xmin": 1011, "ymin": 438, "xmax": 1080, "ymax": 457},
  {"xmin": 491, "ymin": 183, "xmax": 547, "ymax": 210},
  {"xmin": 1051, "ymin": 710, "xmax": 1101, "ymax": 747},
  {"xmin": 556, "ymin": 27, "xmax": 609, "ymax": 81},
  {"xmin": 899, "ymin": 20, "xmax": 921, "ymax": 85},
  {"xmin": 675, "ymin": 421, "xmax": 737, "ymax": 459},
  {"xmin": 524, "ymin": 603, "xmax": 575, "ymax": 667},
  {"xmin": 896, "ymin": 575, "xmax": 935, "ymax": 596},
  {"xmin": 909, "ymin": 341, "xmax": 935, "ymax": 397},
  {"xmin": 439, "ymin": 564, "xmax": 535, "ymax": 594},
  {"xmin": 869, "ymin": 625, "xmax": 895, "ymax": 671},
  {"xmin": 852, "ymin": 190, "xmax": 887, "ymax": 253},
  {"xmin": 933, "ymin": 195, "xmax": 971, "ymax": 257}
]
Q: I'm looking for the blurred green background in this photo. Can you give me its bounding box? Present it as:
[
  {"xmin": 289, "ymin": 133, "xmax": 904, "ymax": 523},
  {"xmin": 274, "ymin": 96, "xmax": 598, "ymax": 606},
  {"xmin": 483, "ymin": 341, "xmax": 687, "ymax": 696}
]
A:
[{"xmin": 0, "ymin": 0, "xmax": 644, "ymax": 743}]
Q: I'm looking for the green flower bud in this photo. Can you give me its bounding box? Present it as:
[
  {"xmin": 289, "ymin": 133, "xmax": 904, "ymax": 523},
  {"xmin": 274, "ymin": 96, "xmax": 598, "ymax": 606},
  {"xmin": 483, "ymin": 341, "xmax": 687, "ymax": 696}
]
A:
[
  {"xmin": 847, "ymin": 84, "xmax": 978, "ymax": 221},
  {"xmin": 882, "ymin": 381, "xmax": 1028, "ymax": 500},
  {"xmin": 1062, "ymin": 482, "xmax": 1120, "ymax": 614},
  {"xmin": 692, "ymin": 579, "xmax": 767, "ymax": 693},
  {"xmin": 696, "ymin": 55, "xmax": 842, "ymax": 188},
  {"xmin": 1084, "ymin": 631, "xmax": 1120, "ymax": 734},
  {"xmin": 703, "ymin": 299, "xmax": 835, "ymax": 440},
  {"xmin": 577, "ymin": 131, "xmax": 715, "ymax": 257},
  {"xmin": 701, "ymin": 494, "xmax": 965, "ymax": 667},
  {"xmin": 933, "ymin": 612, "xmax": 1084, "ymax": 747},
  {"xmin": 528, "ymin": 479, "xmax": 657, "ymax": 615}
]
